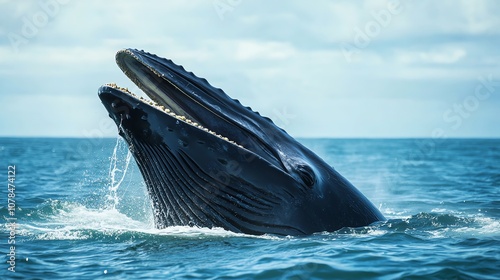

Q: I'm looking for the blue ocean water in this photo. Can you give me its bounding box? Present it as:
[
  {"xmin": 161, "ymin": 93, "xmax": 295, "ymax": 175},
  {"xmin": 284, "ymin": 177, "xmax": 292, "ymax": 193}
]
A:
[{"xmin": 1, "ymin": 137, "xmax": 499, "ymax": 279}]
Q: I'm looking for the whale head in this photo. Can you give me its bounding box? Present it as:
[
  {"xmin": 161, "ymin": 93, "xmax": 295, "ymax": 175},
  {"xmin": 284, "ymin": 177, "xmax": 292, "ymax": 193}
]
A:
[{"xmin": 98, "ymin": 49, "xmax": 384, "ymax": 235}]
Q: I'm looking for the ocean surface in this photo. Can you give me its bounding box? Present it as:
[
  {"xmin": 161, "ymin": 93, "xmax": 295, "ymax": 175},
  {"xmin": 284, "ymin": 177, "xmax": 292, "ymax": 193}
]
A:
[{"xmin": 1, "ymin": 137, "xmax": 499, "ymax": 279}]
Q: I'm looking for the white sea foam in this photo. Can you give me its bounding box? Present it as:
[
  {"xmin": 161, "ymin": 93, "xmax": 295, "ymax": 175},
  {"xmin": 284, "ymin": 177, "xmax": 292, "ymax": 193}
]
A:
[
  {"xmin": 430, "ymin": 208, "xmax": 448, "ymax": 213},
  {"xmin": 381, "ymin": 207, "xmax": 411, "ymax": 219},
  {"xmin": 460, "ymin": 215, "xmax": 500, "ymax": 236},
  {"xmin": 422, "ymin": 213, "xmax": 500, "ymax": 240},
  {"xmin": 21, "ymin": 201, "xmax": 273, "ymax": 240}
]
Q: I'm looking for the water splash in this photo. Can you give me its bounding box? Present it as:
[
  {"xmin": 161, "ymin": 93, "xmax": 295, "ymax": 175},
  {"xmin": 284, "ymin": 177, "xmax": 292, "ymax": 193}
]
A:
[
  {"xmin": 106, "ymin": 136, "xmax": 132, "ymax": 209},
  {"xmin": 23, "ymin": 200, "xmax": 262, "ymax": 241}
]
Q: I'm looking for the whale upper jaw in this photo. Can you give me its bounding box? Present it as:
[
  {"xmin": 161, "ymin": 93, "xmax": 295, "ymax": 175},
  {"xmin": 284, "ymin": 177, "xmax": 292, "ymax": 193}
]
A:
[{"xmin": 109, "ymin": 49, "xmax": 289, "ymax": 173}]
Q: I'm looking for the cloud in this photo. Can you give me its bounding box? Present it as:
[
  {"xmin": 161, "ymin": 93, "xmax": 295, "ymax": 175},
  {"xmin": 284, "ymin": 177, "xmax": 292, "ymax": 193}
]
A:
[
  {"xmin": 1, "ymin": 0, "xmax": 499, "ymax": 138},
  {"xmin": 234, "ymin": 40, "xmax": 296, "ymax": 61},
  {"xmin": 395, "ymin": 48, "xmax": 467, "ymax": 65}
]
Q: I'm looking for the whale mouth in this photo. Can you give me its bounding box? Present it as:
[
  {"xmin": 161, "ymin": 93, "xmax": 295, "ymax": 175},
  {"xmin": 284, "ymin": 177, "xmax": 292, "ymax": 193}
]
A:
[
  {"xmin": 100, "ymin": 48, "xmax": 285, "ymax": 170},
  {"xmin": 100, "ymin": 82, "xmax": 243, "ymax": 148}
]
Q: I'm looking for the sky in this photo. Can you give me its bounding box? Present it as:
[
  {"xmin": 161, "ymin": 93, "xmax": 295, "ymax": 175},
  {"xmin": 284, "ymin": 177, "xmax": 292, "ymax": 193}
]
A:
[{"xmin": 0, "ymin": 0, "xmax": 499, "ymax": 138}]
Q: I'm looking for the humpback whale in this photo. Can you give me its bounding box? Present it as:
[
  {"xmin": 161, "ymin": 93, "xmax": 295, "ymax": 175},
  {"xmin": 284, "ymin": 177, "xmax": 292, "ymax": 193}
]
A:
[{"xmin": 98, "ymin": 49, "xmax": 385, "ymax": 235}]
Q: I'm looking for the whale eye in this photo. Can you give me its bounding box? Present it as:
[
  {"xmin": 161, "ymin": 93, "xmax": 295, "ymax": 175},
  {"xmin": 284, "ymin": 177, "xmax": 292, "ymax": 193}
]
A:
[{"xmin": 297, "ymin": 164, "xmax": 316, "ymax": 188}]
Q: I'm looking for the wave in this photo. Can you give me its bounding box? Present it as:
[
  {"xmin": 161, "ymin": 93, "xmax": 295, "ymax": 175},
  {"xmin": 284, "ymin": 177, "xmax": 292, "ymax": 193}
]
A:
[{"xmin": 8, "ymin": 199, "xmax": 498, "ymax": 242}]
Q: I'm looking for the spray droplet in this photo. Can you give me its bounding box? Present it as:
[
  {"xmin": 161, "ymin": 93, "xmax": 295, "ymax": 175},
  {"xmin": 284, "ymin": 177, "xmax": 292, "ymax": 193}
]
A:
[{"xmin": 107, "ymin": 138, "xmax": 132, "ymax": 209}]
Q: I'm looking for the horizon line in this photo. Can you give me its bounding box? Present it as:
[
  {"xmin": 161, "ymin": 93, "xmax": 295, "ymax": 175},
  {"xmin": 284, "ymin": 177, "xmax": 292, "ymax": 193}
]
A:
[{"xmin": 1, "ymin": 136, "xmax": 499, "ymax": 140}]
